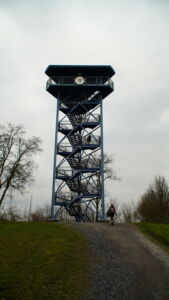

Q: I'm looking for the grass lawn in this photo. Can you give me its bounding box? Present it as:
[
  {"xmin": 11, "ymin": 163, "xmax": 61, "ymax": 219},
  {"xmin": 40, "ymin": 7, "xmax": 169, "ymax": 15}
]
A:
[
  {"xmin": 0, "ymin": 222, "xmax": 88, "ymax": 300},
  {"xmin": 135, "ymin": 222, "xmax": 169, "ymax": 253}
]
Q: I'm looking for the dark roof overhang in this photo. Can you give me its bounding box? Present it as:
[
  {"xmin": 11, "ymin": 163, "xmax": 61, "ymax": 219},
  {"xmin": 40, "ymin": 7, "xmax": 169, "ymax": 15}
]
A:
[{"xmin": 45, "ymin": 65, "xmax": 115, "ymax": 77}]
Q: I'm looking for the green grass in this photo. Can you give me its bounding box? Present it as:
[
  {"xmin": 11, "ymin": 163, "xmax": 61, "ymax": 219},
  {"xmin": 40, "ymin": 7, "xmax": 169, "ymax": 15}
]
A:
[
  {"xmin": 0, "ymin": 222, "xmax": 88, "ymax": 300},
  {"xmin": 135, "ymin": 222, "xmax": 169, "ymax": 253}
]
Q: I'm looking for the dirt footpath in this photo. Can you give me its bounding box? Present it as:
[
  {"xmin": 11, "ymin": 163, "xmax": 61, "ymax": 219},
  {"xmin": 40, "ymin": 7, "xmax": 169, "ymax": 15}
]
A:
[{"xmin": 70, "ymin": 223, "xmax": 169, "ymax": 300}]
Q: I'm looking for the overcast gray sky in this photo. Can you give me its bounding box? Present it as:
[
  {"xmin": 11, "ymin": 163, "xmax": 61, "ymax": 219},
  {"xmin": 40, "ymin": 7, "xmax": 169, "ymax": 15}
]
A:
[{"xmin": 1, "ymin": 0, "xmax": 169, "ymax": 210}]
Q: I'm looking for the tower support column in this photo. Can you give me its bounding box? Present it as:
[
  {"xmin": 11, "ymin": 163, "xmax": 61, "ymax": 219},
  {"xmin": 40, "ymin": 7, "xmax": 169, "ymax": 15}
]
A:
[
  {"xmin": 51, "ymin": 95, "xmax": 60, "ymax": 220},
  {"xmin": 100, "ymin": 95, "xmax": 105, "ymax": 220}
]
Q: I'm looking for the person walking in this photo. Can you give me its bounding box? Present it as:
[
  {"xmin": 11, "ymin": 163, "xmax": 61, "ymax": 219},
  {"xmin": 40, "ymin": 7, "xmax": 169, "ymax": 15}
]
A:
[
  {"xmin": 87, "ymin": 134, "xmax": 91, "ymax": 144},
  {"xmin": 106, "ymin": 204, "xmax": 117, "ymax": 225}
]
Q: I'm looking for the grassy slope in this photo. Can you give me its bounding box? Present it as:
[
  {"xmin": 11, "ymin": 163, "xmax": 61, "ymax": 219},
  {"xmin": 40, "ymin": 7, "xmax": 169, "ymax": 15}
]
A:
[
  {"xmin": 135, "ymin": 223, "xmax": 169, "ymax": 253},
  {"xmin": 0, "ymin": 222, "xmax": 88, "ymax": 300}
]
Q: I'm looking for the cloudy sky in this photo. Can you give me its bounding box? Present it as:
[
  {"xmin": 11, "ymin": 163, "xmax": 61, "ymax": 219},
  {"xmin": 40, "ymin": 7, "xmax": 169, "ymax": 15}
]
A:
[{"xmin": 1, "ymin": 0, "xmax": 169, "ymax": 210}]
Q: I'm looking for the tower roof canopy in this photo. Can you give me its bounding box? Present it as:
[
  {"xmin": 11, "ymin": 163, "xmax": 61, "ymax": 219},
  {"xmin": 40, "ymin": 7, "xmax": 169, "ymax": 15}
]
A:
[{"xmin": 45, "ymin": 65, "xmax": 115, "ymax": 77}]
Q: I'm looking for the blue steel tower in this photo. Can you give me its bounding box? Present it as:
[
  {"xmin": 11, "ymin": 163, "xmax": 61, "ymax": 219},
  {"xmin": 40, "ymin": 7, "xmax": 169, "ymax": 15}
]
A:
[{"xmin": 45, "ymin": 65, "xmax": 115, "ymax": 222}]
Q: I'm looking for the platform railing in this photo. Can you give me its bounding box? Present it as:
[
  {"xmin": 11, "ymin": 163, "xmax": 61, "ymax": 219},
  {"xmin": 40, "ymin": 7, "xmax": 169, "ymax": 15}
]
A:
[
  {"xmin": 81, "ymin": 158, "xmax": 101, "ymax": 169},
  {"xmin": 58, "ymin": 136, "xmax": 100, "ymax": 152},
  {"xmin": 58, "ymin": 121, "xmax": 71, "ymax": 131},
  {"xmin": 56, "ymin": 169, "xmax": 71, "ymax": 177},
  {"xmin": 82, "ymin": 182, "xmax": 99, "ymax": 194},
  {"xmin": 59, "ymin": 114, "xmax": 100, "ymax": 131},
  {"xmin": 55, "ymin": 186, "xmax": 99, "ymax": 202},
  {"xmin": 55, "ymin": 192, "xmax": 83, "ymax": 202},
  {"xmin": 56, "ymin": 169, "xmax": 88, "ymax": 178},
  {"xmin": 82, "ymin": 135, "xmax": 101, "ymax": 145},
  {"xmin": 46, "ymin": 77, "xmax": 114, "ymax": 88},
  {"xmin": 56, "ymin": 160, "xmax": 99, "ymax": 175},
  {"xmin": 57, "ymin": 145, "xmax": 70, "ymax": 153},
  {"xmin": 55, "ymin": 192, "xmax": 72, "ymax": 202},
  {"xmin": 83, "ymin": 114, "xmax": 100, "ymax": 123}
]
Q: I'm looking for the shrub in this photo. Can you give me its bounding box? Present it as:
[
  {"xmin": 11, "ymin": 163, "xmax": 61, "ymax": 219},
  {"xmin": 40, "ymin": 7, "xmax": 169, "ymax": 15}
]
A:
[{"xmin": 137, "ymin": 176, "xmax": 169, "ymax": 223}]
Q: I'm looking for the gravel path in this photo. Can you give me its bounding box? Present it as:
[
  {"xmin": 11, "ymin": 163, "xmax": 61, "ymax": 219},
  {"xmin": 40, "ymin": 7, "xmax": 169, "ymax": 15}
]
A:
[{"xmin": 70, "ymin": 223, "xmax": 169, "ymax": 300}]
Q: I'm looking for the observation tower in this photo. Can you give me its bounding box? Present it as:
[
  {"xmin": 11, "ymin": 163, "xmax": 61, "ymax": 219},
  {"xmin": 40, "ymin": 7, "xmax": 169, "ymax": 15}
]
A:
[{"xmin": 45, "ymin": 65, "xmax": 115, "ymax": 221}]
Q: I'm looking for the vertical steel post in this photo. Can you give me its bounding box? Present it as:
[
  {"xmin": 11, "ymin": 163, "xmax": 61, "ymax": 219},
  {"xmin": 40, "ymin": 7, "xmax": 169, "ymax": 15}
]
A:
[
  {"xmin": 100, "ymin": 95, "xmax": 105, "ymax": 220},
  {"xmin": 50, "ymin": 95, "xmax": 60, "ymax": 220}
]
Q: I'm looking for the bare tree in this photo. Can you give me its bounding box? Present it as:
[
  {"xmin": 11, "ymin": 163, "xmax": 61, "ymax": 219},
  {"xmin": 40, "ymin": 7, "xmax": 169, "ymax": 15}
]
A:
[
  {"xmin": 0, "ymin": 123, "xmax": 42, "ymax": 206},
  {"xmin": 103, "ymin": 153, "xmax": 121, "ymax": 181},
  {"xmin": 137, "ymin": 175, "xmax": 169, "ymax": 223},
  {"xmin": 95, "ymin": 153, "xmax": 121, "ymax": 221},
  {"xmin": 31, "ymin": 204, "xmax": 51, "ymax": 221},
  {"xmin": 0, "ymin": 196, "xmax": 22, "ymax": 221},
  {"xmin": 120, "ymin": 200, "xmax": 136, "ymax": 223}
]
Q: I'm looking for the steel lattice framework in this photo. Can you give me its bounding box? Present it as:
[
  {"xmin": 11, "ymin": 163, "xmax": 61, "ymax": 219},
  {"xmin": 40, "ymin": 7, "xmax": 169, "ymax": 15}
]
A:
[{"xmin": 45, "ymin": 65, "xmax": 115, "ymax": 221}]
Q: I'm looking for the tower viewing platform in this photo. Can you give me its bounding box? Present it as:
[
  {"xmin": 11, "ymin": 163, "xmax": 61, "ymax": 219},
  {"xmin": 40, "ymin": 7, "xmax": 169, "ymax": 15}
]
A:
[{"xmin": 45, "ymin": 65, "xmax": 115, "ymax": 222}]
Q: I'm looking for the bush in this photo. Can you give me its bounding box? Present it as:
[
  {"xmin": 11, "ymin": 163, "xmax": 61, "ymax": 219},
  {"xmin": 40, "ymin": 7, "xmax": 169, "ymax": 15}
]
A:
[
  {"xmin": 137, "ymin": 176, "xmax": 169, "ymax": 223},
  {"xmin": 31, "ymin": 204, "xmax": 51, "ymax": 221}
]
